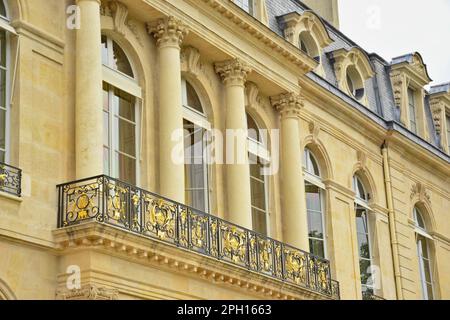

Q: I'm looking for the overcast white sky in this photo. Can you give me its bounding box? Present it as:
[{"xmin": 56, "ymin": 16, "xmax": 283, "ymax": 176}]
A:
[{"xmin": 339, "ymin": 0, "xmax": 450, "ymax": 88}]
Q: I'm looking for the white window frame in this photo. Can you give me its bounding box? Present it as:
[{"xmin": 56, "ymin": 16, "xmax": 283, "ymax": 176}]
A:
[
  {"xmin": 102, "ymin": 36, "xmax": 141, "ymax": 186},
  {"xmin": 408, "ymin": 87, "xmax": 418, "ymax": 134},
  {"xmin": 235, "ymin": 0, "xmax": 254, "ymax": 15},
  {"xmin": 181, "ymin": 78, "xmax": 211, "ymax": 213},
  {"xmin": 413, "ymin": 207, "xmax": 435, "ymax": 300},
  {"xmin": 353, "ymin": 174, "xmax": 375, "ymax": 296},
  {"xmin": 247, "ymin": 114, "xmax": 270, "ymax": 237},
  {"xmin": 0, "ymin": 2, "xmax": 14, "ymax": 164},
  {"xmin": 303, "ymin": 148, "xmax": 327, "ymax": 258}
]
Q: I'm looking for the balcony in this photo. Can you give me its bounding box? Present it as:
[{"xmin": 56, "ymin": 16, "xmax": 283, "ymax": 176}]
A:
[
  {"xmin": 56, "ymin": 175, "xmax": 340, "ymax": 300},
  {"xmin": 0, "ymin": 162, "xmax": 22, "ymax": 197}
]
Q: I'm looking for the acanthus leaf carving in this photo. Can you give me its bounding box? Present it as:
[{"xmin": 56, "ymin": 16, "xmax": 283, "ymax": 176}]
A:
[
  {"xmin": 308, "ymin": 121, "xmax": 321, "ymax": 143},
  {"xmin": 181, "ymin": 46, "xmax": 203, "ymax": 76},
  {"xmin": 429, "ymin": 98, "xmax": 443, "ymax": 135},
  {"xmin": 245, "ymin": 82, "xmax": 261, "ymax": 110},
  {"xmin": 410, "ymin": 182, "xmax": 431, "ymax": 203}
]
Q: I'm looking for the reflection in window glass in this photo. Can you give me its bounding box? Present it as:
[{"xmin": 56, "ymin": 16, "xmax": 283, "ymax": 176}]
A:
[
  {"xmin": 0, "ymin": 1, "xmax": 6, "ymax": 18},
  {"xmin": 103, "ymin": 82, "xmax": 137, "ymax": 185},
  {"xmin": 251, "ymin": 158, "xmax": 268, "ymax": 236},
  {"xmin": 306, "ymin": 183, "xmax": 325, "ymax": 258},
  {"xmin": 101, "ymin": 36, "xmax": 134, "ymax": 78},
  {"xmin": 184, "ymin": 119, "xmax": 209, "ymax": 213},
  {"xmin": 356, "ymin": 208, "xmax": 373, "ymax": 297}
]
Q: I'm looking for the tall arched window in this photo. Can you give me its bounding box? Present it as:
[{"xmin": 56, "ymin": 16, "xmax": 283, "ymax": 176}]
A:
[
  {"xmin": 247, "ymin": 113, "xmax": 270, "ymax": 236},
  {"xmin": 101, "ymin": 36, "xmax": 141, "ymax": 185},
  {"xmin": 304, "ymin": 148, "xmax": 326, "ymax": 258},
  {"xmin": 414, "ymin": 206, "xmax": 434, "ymax": 300},
  {"xmin": 182, "ymin": 79, "xmax": 210, "ymax": 213},
  {"xmin": 0, "ymin": 1, "xmax": 11, "ymax": 163},
  {"xmin": 299, "ymin": 32, "xmax": 320, "ymax": 62},
  {"xmin": 353, "ymin": 174, "xmax": 374, "ymax": 299}
]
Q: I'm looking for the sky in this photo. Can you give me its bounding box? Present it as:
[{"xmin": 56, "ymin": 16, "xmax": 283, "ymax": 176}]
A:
[{"xmin": 339, "ymin": 0, "xmax": 450, "ymax": 88}]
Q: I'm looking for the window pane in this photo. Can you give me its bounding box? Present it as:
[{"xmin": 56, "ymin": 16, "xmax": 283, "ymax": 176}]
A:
[
  {"xmin": 103, "ymin": 83, "xmax": 109, "ymax": 111},
  {"xmin": 115, "ymin": 152, "xmax": 136, "ymax": 185},
  {"xmin": 306, "ymin": 184, "xmax": 321, "ymax": 211},
  {"xmin": 0, "ymin": 68, "xmax": 6, "ymax": 108},
  {"xmin": 112, "ymin": 41, "xmax": 134, "ymax": 78},
  {"xmin": 113, "ymin": 88, "xmax": 135, "ymax": 122},
  {"xmin": 308, "ymin": 211, "xmax": 324, "ymax": 239},
  {"xmin": 356, "ymin": 209, "xmax": 369, "ymax": 234},
  {"xmin": 247, "ymin": 113, "xmax": 260, "ymax": 142},
  {"xmin": 103, "ymin": 147, "xmax": 110, "ymax": 175},
  {"xmin": 116, "ymin": 118, "xmax": 136, "ymax": 157},
  {"xmin": 185, "ymin": 190, "xmax": 207, "ymax": 213},
  {"xmin": 309, "ymin": 239, "xmax": 325, "ymax": 258},
  {"xmin": 359, "ymin": 258, "xmax": 372, "ymax": 286},
  {"xmin": 186, "ymin": 81, "xmax": 203, "ymax": 113},
  {"xmin": 426, "ymin": 283, "xmax": 434, "ymax": 300},
  {"xmin": 103, "ymin": 111, "xmax": 109, "ymax": 147},
  {"xmin": 446, "ymin": 116, "xmax": 450, "ymax": 150},
  {"xmin": 252, "ymin": 209, "xmax": 267, "ymax": 236},
  {"xmin": 0, "ymin": 108, "xmax": 5, "ymax": 150},
  {"xmin": 357, "ymin": 233, "xmax": 370, "ymax": 259},
  {"xmin": 0, "ymin": 2, "xmax": 6, "ymax": 18},
  {"xmin": 101, "ymin": 35, "xmax": 108, "ymax": 66}
]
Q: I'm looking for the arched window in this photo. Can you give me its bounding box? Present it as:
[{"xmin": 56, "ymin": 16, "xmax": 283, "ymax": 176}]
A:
[
  {"xmin": 299, "ymin": 32, "xmax": 320, "ymax": 62},
  {"xmin": 0, "ymin": 0, "xmax": 11, "ymax": 163},
  {"xmin": 353, "ymin": 174, "xmax": 374, "ymax": 299},
  {"xmin": 414, "ymin": 206, "xmax": 434, "ymax": 300},
  {"xmin": 346, "ymin": 65, "xmax": 365, "ymax": 101},
  {"xmin": 304, "ymin": 148, "xmax": 326, "ymax": 258},
  {"xmin": 247, "ymin": 113, "xmax": 270, "ymax": 236},
  {"xmin": 182, "ymin": 79, "xmax": 210, "ymax": 213},
  {"xmin": 102, "ymin": 36, "xmax": 141, "ymax": 185}
]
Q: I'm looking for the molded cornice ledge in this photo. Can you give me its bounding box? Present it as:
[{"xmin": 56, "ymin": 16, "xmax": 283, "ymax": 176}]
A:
[
  {"xmin": 147, "ymin": 16, "xmax": 189, "ymax": 49},
  {"xmin": 197, "ymin": 0, "xmax": 317, "ymax": 73},
  {"xmin": 215, "ymin": 58, "xmax": 252, "ymax": 87},
  {"xmin": 271, "ymin": 92, "xmax": 304, "ymax": 119}
]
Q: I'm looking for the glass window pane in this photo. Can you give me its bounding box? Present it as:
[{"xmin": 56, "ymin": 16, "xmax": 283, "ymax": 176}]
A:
[
  {"xmin": 115, "ymin": 152, "xmax": 136, "ymax": 185},
  {"xmin": 113, "ymin": 88, "xmax": 135, "ymax": 121},
  {"xmin": 186, "ymin": 81, "xmax": 203, "ymax": 113},
  {"xmin": 356, "ymin": 209, "xmax": 369, "ymax": 234},
  {"xmin": 308, "ymin": 211, "xmax": 324, "ymax": 239},
  {"xmin": 186, "ymin": 190, "xmax": 207, "ymax": 213},
  {"xmin": 0, "ymin": 68, "xmax": 6, "ymax": 108},
  {"xmin": 306, "ymin": 184, "xmax": 321, "ymax": 211},
  {"xmin": 103, "ymin": 83, "xmax": 109, "ymax": 111},
  {"xmin": 101, "ymin": 35, "xmax": 108, "ymax": 66},
  {"xmin": 359, "ymin": 258, "xmax": 372, "ymax": 285},
  {"xmin": 426, "ymin": 283, "xmax": 434, "ymax": 300},
  {"xmin": 357, "ymin": 233, "xmax": 370, "ymax": 259},
  {"xmin": 309, "ymin": 239, "xmax": 325, "ymax": 258},
  {"xmin": 0, "ymin": 108, "xmax": 5, "ymax": 150},
  {"xmin": 252, "ymin": 209, "xmax": 267, "ymax": 236},
  {"xmin": 0, "ymin": 2, "xmax": 6, "ymax": 18},
  {"xmin": 247, "ymin": 113, "xmax": 260, "ymax": 142},
  {"xmin": 115, "ymin": 118, "xmax": 136, "ymax": 157},
  {"xmin": 112, "ymin": 41, "xmax": 134, "ymax": 78},
  {"xmin": 103, "ymin": 147, "xmax": 110, "ymax": 175},
  {"xmin": 103, "ymin": 111, "xmax": 109, "ymax": 147}
]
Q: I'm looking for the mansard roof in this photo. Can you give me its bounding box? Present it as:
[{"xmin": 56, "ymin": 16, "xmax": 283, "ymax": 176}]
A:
[{"xmin": 264, "ymin": 0, "xmax": 448, "ymax": 159}]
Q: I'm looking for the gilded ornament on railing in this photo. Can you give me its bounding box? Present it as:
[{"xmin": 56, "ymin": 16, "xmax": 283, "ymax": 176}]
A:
[
  {"xmin": 308, "ymin": 257, "xmax": 318, "ymax": 290},
  {"xmin": 130, "ymin": 189, "xmax": 142, "ymax": 232},
  {"xmin": 65, "ymin": 181, "xmax": 101, "ymax": 224},
  {"xmin": 274, "ymin": 242, "xmax": 283, "ymax": 279},
  {"xmin": 258, "ymin": 238, "xmax": 274, "ymax": 274},
  {"xmin": 0, "ymin": 162, "xmax": 22, "ymax": 197},
  {"xmin": 144, "ymin": 196, "xmax": 176, "ymax": 240},
  {"xmin": 178, "ymin": 207, "xmax": 189, "ymax": 247},
  {"xmin": 106, "ymin": 182, "xmax": 128, "ymax": 223},
  {"xmin": 190, "ymin": 212, "xmax": 209, "ymax": 252},
  {"xmin": 284, "ymin": 248, "xmax": 307, "ymax": 285},
  {"xmin": 248, "ymin": 233, "xmax": 258, "ymax": 270},
  {"xmin": 317, "ymin": 260, "xmax": 331, "ymax": 293},
  {"xmin": 221, "ymin": 225, "xmax": 247, "ymax": 264},
  {"xmin": 209, "ymin": 219, "xmax": 219, "ymax": 257}
]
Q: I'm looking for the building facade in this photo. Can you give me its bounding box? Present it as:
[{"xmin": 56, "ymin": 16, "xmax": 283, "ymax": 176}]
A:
[{"xmin": 0, "ymin": 0, "xmax": 449, "ymax": 300}]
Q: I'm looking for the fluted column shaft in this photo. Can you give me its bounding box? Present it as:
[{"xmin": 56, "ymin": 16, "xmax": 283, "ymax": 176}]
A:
[
  {"xmin": 215, "ymin": 59, "xmax": 253, "ymax": 229},
  {"xmin": 149, "ymin": 17, "xmax": 188, "ymax": 203},
  {"xmin": 75, "ymin": 0, "xmax": 103, "ymax": 178},
  {"xmin": 271, "ymin": 92, "xmax": 309, "ymax": 251}
]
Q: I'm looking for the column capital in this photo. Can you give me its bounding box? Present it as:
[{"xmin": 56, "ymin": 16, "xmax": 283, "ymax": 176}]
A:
[
  {"xmin": 215, "ymin": 59, "xmax": 252, "ymax": 87},
  {"xmin": 270, "ymin": 92, "xmax": 304, "ymax": 119},
  {"xmin": 147, "ymin": 16, "xmax": 189, "ymax": 49}
]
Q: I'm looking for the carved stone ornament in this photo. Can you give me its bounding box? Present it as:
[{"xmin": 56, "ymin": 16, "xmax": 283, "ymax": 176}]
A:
[
  {"xmin": 356, "ymin": 150, "xmax": 368, "ymax": 169},
  {"xmin": 215, "ymin": 59, "xmax": 252, "ymax": 87},
  {"xmin": 109, "ymin": 1, "xmax": 128, "ymax": 36},
  {"xmin": 147, "ymin": 16, "xmax": 189, "ymax": 49},
  {"xmin": 181, "ymin": 46, "xmax": 203, "ymax": 76},
  {"xmin": 390, "ymin": 71, "xmax": 403, "ymax": 108},
  {"xmin": 56, "ymin": 284, "xmax": 119, "ymax": 300},
  {"xmin": 245, "ymin": 82, "xmax": 261, "ymax": 110},
  {"xmin": 308, "ymin": 120, "xmax": 321, "ymax": 142},
  {"xmin": 410, "ymin": 182, "xmax": 431, "ymax": 203},
  {"xmin": 429, "ymin": 98, "xmax": 443, "ymax": 135},
  {"xmin": 270, "ymin": 92, "xmax": 304, "ymax": 119}
]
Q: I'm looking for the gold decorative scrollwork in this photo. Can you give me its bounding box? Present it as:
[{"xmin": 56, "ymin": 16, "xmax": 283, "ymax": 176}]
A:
[
  {"xmin": 144, "ymin": 196, "xmax": 176, "ymax": 240},
  {"xmin": 258, "ymin": 238, "xmax": 273, "ymax": 273},
  {"xmin": 190, "ymin": 212, "xmax": 208, "ymax": 250},
  {"xmin": 221, "ymin": 225, "xmax": 247, "ymax": 264},
  {"xmin": 274, "ymin": 242, "xmax": 283, "ymax": 279},
  {"xmin": 65, "ymin": 182, "xmax": 100, "ymax": 224},
  {"xmin": 284, "ymin": 248, "xmax": 307, "ymax": 285},
  {"xmin": 178, "ymin": 207, "xmax": 189, "ymax": 247},
  {"xmin": 209, "ymin": 219, "xmax": 219, "ymax": 257},
  {"xmin": 106, "ymin": 183, "xmax": 128, "ymax": 222}
]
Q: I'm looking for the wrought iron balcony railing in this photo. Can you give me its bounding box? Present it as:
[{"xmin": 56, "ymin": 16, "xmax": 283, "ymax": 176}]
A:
[
  {"xmin": 362, "ymin": 291, "xmax": 385, "ymax": 300},
  {"xmin": 0, "ymin": 162, "xmax": 22, "ymax": 197},
  {"xmin": 57, "ymin": 175, "xmax": 340, "ymax": 300}
]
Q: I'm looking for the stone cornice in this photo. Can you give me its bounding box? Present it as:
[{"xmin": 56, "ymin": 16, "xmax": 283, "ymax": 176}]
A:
[
  {"xmin": 56, "ymin": 284, "xmax": 119, "ymax": 300},
  {"xmin": 196, "ymin": 0, "xmax": 317, "ymax": 73},
  {"xmin": 270, "ymin": 92, "xmax": 304, "ymax": 119},
  {"xmin": 147, "ymin": 16, "xmax": 189, "ymax": 49},
  {"xmin": 53, "ymin": 222, "xmax": 334, "ymax": 300},
  {"xmin": 215, "ymin": 59, "xmax": 252, "ymax": 87}
]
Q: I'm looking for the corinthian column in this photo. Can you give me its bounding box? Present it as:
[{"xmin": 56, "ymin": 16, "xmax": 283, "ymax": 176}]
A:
[
  {"xmin": 215, "ymin": 59, "xmax": 253, "ymax": 229},
  {"xmin": 271, "ymin": 92, "xmax": 309, "ymax": 251},
  {"xmin": 148, "ymin": 17, "xmax": 188, "ymax": 203},
  {"xmin": 75, "ymin": 0, "xmax": 103, "ymax": 178}
]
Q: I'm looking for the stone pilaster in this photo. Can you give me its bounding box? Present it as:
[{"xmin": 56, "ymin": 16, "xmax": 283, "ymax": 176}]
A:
[
  {"xmin": 271, "ymin": 92, "xmax": 309, "ymax": 251},
  {"xmin": 148, "ymin": 17, "xmax": 188, "ymax": 203},
  {"xmin": 215, "ymin": 59, "xmax": 253, "ymax": 229}
]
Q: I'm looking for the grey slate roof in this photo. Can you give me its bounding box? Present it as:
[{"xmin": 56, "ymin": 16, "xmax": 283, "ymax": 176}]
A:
[{"xmin": 264, "ymin": 0, "xmax": 449, "ymax": 161}]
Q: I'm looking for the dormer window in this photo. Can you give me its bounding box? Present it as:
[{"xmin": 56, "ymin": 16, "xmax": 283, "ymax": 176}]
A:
[
  {"xmin": 299, "ymin": 31, "xmax": 320, "ymax": 62},
  {"xmin": 408, "ymin": 87, "xmax": 418, "ymax": 134},
  {"xmin": 235, "ymin": 0, "xmax": 253, "ymax": 15},
  {"xmin": 346, "ymin": 65, "xmax": 365, "ymax": 101}
]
